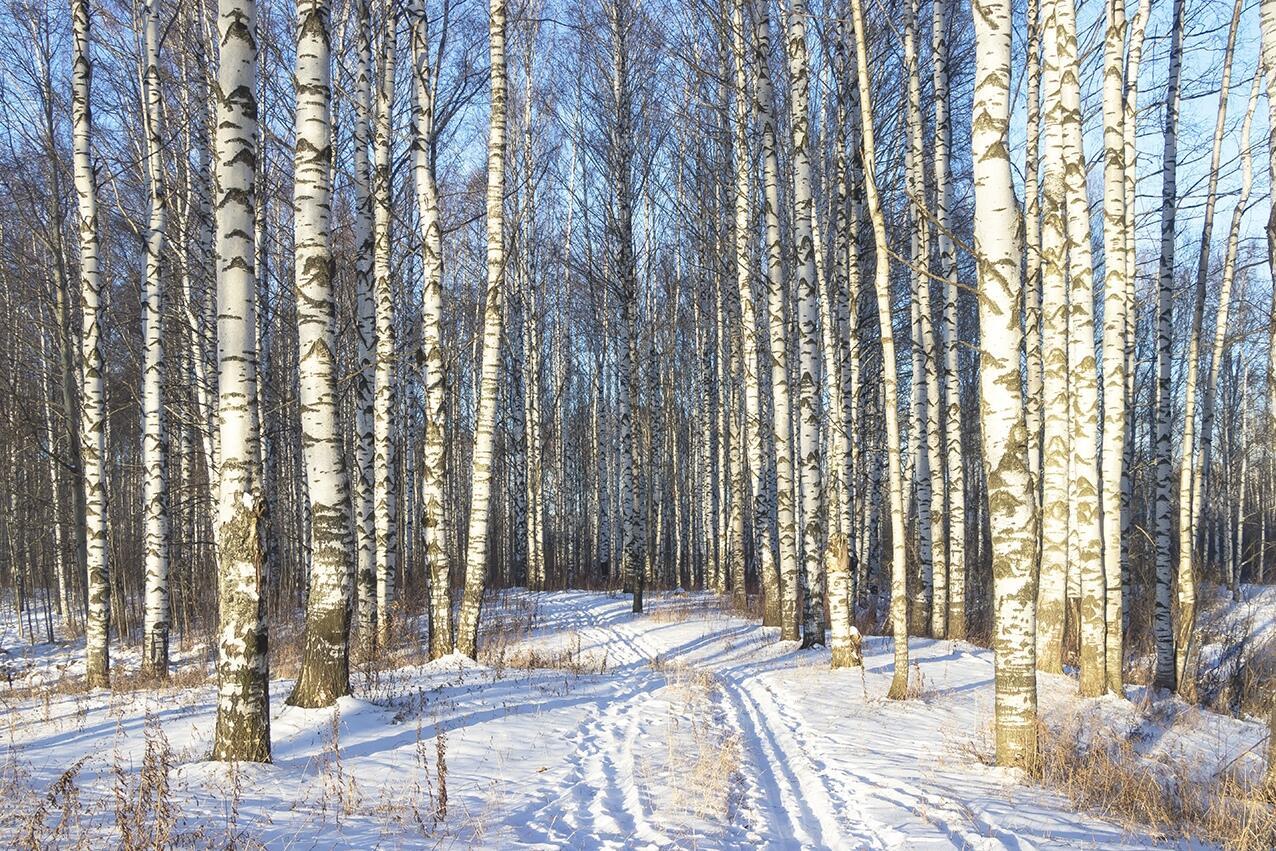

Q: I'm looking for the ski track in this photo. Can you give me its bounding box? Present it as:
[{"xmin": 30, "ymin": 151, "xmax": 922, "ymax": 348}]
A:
[
  {"xmin": 2, "ymin": 590, "xmax": 1185, "ymax": 850},
  {"xmin": 512, "ymin": 594, "xmax": 1016, "ymax": 850}
]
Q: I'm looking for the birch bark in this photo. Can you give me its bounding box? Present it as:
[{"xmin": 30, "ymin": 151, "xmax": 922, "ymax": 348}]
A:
[
  {"xmin": 288, "ymin": 0, "xmax": 354, "ymax": 706},
  {"xmin": 847, "ymin": 0, "xmax": 910, "ymax": 698},
  {"xmin": 372, "ymin": 0, "xmax": 398, "ymax": 644},
  {"xmin": 1176, "ymin": 0, "xmax": 1244, "ymax": 691},
  {"xmin": 973, "ymin": 0, "xmax": 1039, "ymax": 766},
  {"xmin": 410, "ymin": 0, "xmax": 451, "ymax": 659},
  {"xmin": 456, "ymin": 0, "xmax": 510, "ymax": 654},
  {"xmin": 140, "ymin": 0, "xmax": 171, "ymax": 679},
  {"xmin": 784, "ymin": 0, "xmax": 824, "ymax": 647},
  {"xmin": 212, "ymin": 0, "xmax": 271, "ymax": 760},
  {"xmin": 72, "ymin": 0, "xmax": 110, "ymax": 690},
  {"xmin": 753, "ymin": 0, "xmax": 799, "ymax": 639},
  {"xmin": 1152, "ymin": 0, "xmax": 1186, "ymax": 692}
]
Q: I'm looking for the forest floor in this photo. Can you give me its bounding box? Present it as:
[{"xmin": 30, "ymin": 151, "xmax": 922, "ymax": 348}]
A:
[{"xmin": 0, "ymin": 588, "xmax": 1272, "ymax": 849}]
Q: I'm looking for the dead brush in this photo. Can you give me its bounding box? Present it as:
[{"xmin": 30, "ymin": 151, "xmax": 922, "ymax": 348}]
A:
[
  {"xmin": 1031, "ymin": 714, "xmax": 1276, "ymax": 850},
  {"xmin": 1194, "ymin": 612, "xmax": 1276, "ymax": 720},
  {"xmin": 476, "ymin": 593, "xmax": 546, "ymax": 669},
  {"xmin": 658, "ymin": 669, "xmax": 741, "ymax": 821},
  {"xmin": 15, "ymin": 755, "xmax": 88, "ymax": 850},
  {"xmin": 483, "ymin": 631, "xmax": 608, "ymax": 676},
  {"xmin": 317, "ymin": 706, "xmax": 361, "ymax": 823},
  {"xmin": 393, "ymin": 719, "xmax": 447, "ymax": 837},
  {"xmin": 111, "ymin": 715, "xmax": 176, "ymax": 850}
]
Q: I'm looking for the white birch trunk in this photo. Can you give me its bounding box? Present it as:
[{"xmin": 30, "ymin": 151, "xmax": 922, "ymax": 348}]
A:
[
  {"xmin": 351, "ymin": 0, "xmax": 378, "ymax": 649},
  {"xmin": 730, "ymin": 0, "xmax": 779, "ymax": 629},
  {"xmin": 212, "ymin": 0, "xmax": 271, "ymax": 759},
  {"xmin": 753, "ymin": 0, "xmax": 799, "ymax": 640},
  {"xmin": 372, "ymin": 0, "xmax": 398, "ymax": 645},
  {"xmin": 72, "ymin": 0, "xmax": 109, "ymax": 690},
  {"xmin": 288, "ymin": 0, "xmax": 354, "ymax": 706},
  {"xmin": 973, "ymin": 0, "xmax": 1039, "ymax": 766},
  {"xmin": 784, "ymin": 0, "xmax": 824, "ymax": 648},
  {"xmin": 141, "ymin": 0, "xmax": 170, "ymax": 679},
  {"xmin": 1047, "ymin": 0, "xmax": 1105, "ymax": 696},
  {"xmin": 933, "ymin": 0, "xmax": 965, "ymax": 641},
  {"xmin": 410, "ymin": 0, "xmax": 451, "ymax": 659},
  {"xmin": 1175, "ymin": 0, "xmax": 1244, "ymax": 692},
  {"xmin": 847, "ymin": 0, "xmax": 910, "ymax": 698},
  {"xmin": 1036, "ymin": 0, "xmax": 1068, "ymax": 674},
  {"xmin": 456, "ymin": 0, "xmax": 510, "ymax": 655}
]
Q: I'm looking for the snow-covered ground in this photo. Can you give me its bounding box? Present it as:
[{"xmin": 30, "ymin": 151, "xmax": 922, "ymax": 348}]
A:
[{"xmin": 1, "ymin": 589, "xmax": 1270, "ymax": 849}]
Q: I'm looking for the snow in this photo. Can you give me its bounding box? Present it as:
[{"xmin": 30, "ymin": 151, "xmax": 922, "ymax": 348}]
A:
[{"xmin": 1, "ymin": 589, "xmax": 1268, "ymax": 848}]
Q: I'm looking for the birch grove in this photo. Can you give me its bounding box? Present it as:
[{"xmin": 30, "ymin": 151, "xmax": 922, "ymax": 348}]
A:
[{"xmin": 0, "ymin": 0, "xmax": 1274, "ymax": 796}]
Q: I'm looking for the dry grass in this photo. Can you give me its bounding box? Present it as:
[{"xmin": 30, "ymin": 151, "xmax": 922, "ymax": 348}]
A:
[
  {"xmin": 647, "ymin": 663, "xmax": 742, "ymax": 823},
  {"xmin": 1020, "ymin": 713, "xmax": 1276, "ymax": 851},
  {"xmin": 483, "ymin": 630, "xmax": 610, "ymax": 675}
]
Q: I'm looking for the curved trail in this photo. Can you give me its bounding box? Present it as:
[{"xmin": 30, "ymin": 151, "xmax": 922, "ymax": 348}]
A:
[
  {"xmin": 497, "ymin": 592, "xmax": 1145, "ymax": 850},
  {"xmin": 513, "ymin": 594, "xmax": 901, "ymax": 849}
]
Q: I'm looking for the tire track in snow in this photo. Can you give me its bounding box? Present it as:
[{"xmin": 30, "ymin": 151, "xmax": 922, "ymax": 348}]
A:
[
  {"xmin": 750, "ymin": 675, "xmax": 1036, "ymax": 850},
  {"xmin": 716, "ymin": 666, "xmax": 895, "ymax": 850},
  {"xmin": 510, "ymin": 599, "xmax": 672, "ymax": 848}
]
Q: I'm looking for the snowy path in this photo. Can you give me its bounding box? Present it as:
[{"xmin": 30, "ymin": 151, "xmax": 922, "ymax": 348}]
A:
[{"xmin": 3, "ymin": 590, "xmax": 1260, "ymax": 848}]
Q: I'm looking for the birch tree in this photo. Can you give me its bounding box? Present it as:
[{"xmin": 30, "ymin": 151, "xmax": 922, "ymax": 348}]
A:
[
  {"xmin": 140, "ymin": 0, "xmax": 170, "ymax": 679},
  {"xmin": 933, "ymin": 0, "xmax": 965, "ymax": 640},
  {"xmin": 784, "ymin": 0, "xmax": 824, "ymax": 647},
  {"xmin": 351, "ymin": 0, "xmax": 378, "ymax": 647},
  {"xmin": 730, "ymin": 0, "xmax": 778, "ymax": 641},
  {"xmin": 212, "ymin": 0, "xmax": 271, "ymax": 760},
  {"xmin": 1046, "ymin": 0, "xmax": 1105, "ymax": 696},
  {"xmin": 847, "ymin": 0, "xmax": 910, "ymax": 698},
  {"xmin": 72, "ymin": 0, "xmax": 109, "ymax": 690},
  {"xmin": 457, "ymin": 0, "xmax": 510, "ymax": 656},
  {"xmin": 372, "ymin": 0, "xmax": 398, "ymax": 645},
  {"xmin": 905, "ymin": 0, "xmax": 943, "ymax": 638},
  {"xmin": 753, "ymin": 0, "xmax": 799, "ymax": 640},
  {"xmin": 973, "ymin": 0, "xmax": 1038, "ymax": 766},
  {"xmin": 1194, "ymin": 64, "xmax": 1263, "ymax": 607},
  {"xmin": 1098, "ymin": 0, "xmax": 1129, "ymax": 697},
  {"xmin": 410, "ymin": 0, "xmax": 450, "ymax": 659},
  {"xmin": 1152, "ymin": 0, "xmax": 1186, "ymax": 692},
  {"xmin": 1036, "ymin": 0, "xmax": 1068, "ymax": 672},
  {"xmin": 1175, "ymin": 0, "xmax": 1243, "ymax": 691},
  {"xmin": 289, "ymin": 0, "xmax": 354, "ymax": 706}
]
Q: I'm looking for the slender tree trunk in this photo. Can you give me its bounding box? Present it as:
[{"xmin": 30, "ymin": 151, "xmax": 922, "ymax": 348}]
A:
[
  {"xmin": 351, "ymin": 0, "xmax": 378, "ymax": 649},
  {"xmin": 410, "ymin": 0, "xmax": 451, "ymax": 659},
  {"xmin": 784, "ymin": 0, "xmax": 824, "ymax": 647},
  {"xmin": 1047, "ymin": 0, "xmax": 1105, "ymax": 696},
  {"xmin": 140, "ymin": 0, "xmax": 170, "ymax": 679},
  {"xmin": 1023, "ymin": 0, "xmax": 1043, "ymax": 516},
  {"xmin": 372, "ymin": 0, "xmax": 398, "ymax": 646},
  {"xmin": 1099, "ymin": 0, "xmax": 1129, "ymax": 697},
  {"xmin": 289, "ymin": 0, "xmax": 353, "ymax": 706},
  {"xmin": 753, "ymin": 0, "xmax": 799, "ymax": 639},
  {"xmin": 730, "ymin": 0, "xmax": 777, "ymax": 628},
  {"xmin": 1152, "ymin": 0, "xmax": 1186, "ymax": 692},
  {"xmin": 974, "ymin": 0, "xmax": 1039, "ymax": 767},
  {"xmin": 847, "ymin": 0, "xmax": 909, "ymax": 698},
  {"xmin": 932, "ymin": 0, "xmax": 964, "ymax": 641},
  {"xmin": 904, "ymin": 0, "xmax": 942, "ymax": 639},
  {"xmin": 1175, "ymin": 0, "xmax": 1243, "ymax": 693},
  {"xmin": 1036, "ymin": 0, "xmax": 1068, "ymax": 674},
  {"xmin": 212, "ymin": 0, "xmax": 271, "ymax": 760},
  {"xmin": 456, "ymin": 0, "xmax": 510, "ymax": 655},
  {"xmin": 72, "ymin": 0, "xmax": 110, "ymax": 690},
  {"xmin": 1198, "ymin": 67, "xmax": 1262, "ymax": 601}
]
